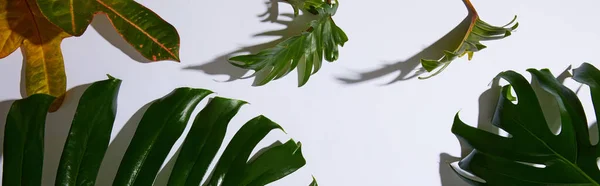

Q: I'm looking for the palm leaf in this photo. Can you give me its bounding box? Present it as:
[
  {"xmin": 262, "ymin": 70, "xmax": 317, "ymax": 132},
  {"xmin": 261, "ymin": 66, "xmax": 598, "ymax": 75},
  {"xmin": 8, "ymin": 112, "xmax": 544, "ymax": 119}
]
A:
[
  {"xmin": 450, "ymin": 63, "xmax": 600, "ymax": 185},
  {"xmin": 419, "ymin": 0, "xmax": 518, "ymax": 79},
  {"xmin": 2, "ymin": 76, "xmax": 316, "ymax": 186},
  {"xmin": 229, "ymin": 0, "xmax": 348, "ymax": 86}
]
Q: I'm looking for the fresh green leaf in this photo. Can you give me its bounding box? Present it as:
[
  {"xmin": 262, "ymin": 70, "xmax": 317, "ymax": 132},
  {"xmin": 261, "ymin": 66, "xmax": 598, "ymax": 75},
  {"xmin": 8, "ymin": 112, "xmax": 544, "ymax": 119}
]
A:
[
  {"xmin": 36, "ymin": 0, "xmax": 181, "ymax": 61},
  {"xmin": 450, "ymin": 63, "xmax": 600, "ymax": 185},
  {"xmin": 55, "ymin": 76, "xmax": 122, "ymax": 186},
  {"xmin": 419, "ymin": 0, "xmax": 518, "ymax": 79},
  {"xmin": 167, "ymin": 97, "xmax": 247, "ymax": 186},
  {"xmin": 235, "ymin": 140, "xmax": 306, "ymax": 185},
  {"xmin": 166, "ymin": 98, "xmax": 312, "ymax": 186},
  {"xmin": 3, "ymin": 94, "xmax": 55, "ymax": 186},
  {"xmin": 1, "ymin": 79, "xmax": 314, "ymax": 186},
  {"xmin": 229, "ymin": 0, "xmax": 348, "ymax": 86},
  {"xmin": 201, "ymin": 115, "xmax": 283, "ymax": 185},
  {"xmin": 113, "ymin": 88, "xmax": 212, "ymax": 186}
]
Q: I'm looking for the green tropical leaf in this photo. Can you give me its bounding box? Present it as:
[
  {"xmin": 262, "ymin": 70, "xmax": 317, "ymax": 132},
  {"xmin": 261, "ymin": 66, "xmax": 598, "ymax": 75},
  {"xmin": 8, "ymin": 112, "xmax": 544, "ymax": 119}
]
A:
[
  {"xmin": 2, "ymin": 77, "xmax": 314, "ymax": 186},
  {"xmin": 36, "ymin": 0, "xmax": 181, "ymax": 61},
  {"xmin": 166, "ymin": 97, "xmax": 248, "ymax": 186},
  {"xmin": 113, "ymin": 87, "xmax": 212, "ymax": 186},
  {"xmin": 450, "ymin": 63, "xmax": 600, "ymax": 185},
  {"xmin": 55, "ymin": 75, "xmax": 122, "ymax": 186},
  {"xmin": 419, "ymin": 0, "xmax": 518, "ymax": 79},
  {"xmin": 229, "ymin": 0, "xmax": 348, "ymax": 86},
  {"xmin": 3, "ymin": 94, "xmax": 55, "ymax": 186}
]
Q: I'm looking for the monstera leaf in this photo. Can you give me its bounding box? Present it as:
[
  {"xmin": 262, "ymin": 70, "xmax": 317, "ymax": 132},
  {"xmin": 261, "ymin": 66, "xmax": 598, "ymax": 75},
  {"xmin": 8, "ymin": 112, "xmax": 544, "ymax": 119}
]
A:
[
  {"xmin": 229, "ymin": 0, "xmax": 348, "ymax": 86},
  {"xmin": 3, "ymin": 76, "xmax": 315, "ymax": 186},
  {"xmin": 36, "ymin": 0, "xmax": 180, "ymax": 61},
  {"xmin": 419, "ymin": 0, "xmax": 518, "ymax": 79},
  {"xmin": 0, "ymin": 0, "xmax": 71, "ymax": 111},
  {"xmin": 450, "ymin": 63, "xmax": 600, "ymax": 185}
]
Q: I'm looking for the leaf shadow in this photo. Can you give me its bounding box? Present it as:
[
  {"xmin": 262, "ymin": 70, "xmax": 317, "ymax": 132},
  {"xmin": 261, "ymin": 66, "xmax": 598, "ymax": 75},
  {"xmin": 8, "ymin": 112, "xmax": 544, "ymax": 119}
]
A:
[
  {"xmin": 90, "ymin": 13, "xmax": 151, "ymax": 63},
  {"xmin": 182, "ymin": 0, "xmax": 317, "ymax": 84},
  {"xmin": 0, "ymin": 99, "xmax": 17, "ymax": 161},
  {"xmin": 438, "ymin": 67, "xmax": 574, "ymax": 186},
  {"xmin": 95, "ymin": 102, "xmax": 153, "ymax": 186},
  {"xmin": 439, "ymin": 153, "xmax": 464, "ymax": 186},
  {"xmin": 336, "ymin": 13, "xmax": 471, "ymax": 85},
  {"xmin": 41, "ymin": 83, "xmax": 92, "ymax": 185},
  {"xmin": 153, "ymin": 147, "xmax": 181, "ymax": 186}
]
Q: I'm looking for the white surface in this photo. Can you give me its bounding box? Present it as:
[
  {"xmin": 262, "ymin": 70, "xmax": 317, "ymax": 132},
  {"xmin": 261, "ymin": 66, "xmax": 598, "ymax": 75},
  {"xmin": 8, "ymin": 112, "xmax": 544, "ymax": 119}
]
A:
[{"xmin": 1, "ymin": 0, "xmax": 600, "ymax": 185}]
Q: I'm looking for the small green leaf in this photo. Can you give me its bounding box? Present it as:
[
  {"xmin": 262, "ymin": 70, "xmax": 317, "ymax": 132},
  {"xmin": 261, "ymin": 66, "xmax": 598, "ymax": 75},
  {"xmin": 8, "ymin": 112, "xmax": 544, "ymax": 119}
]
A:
[
  {"xmin": 167, "ymin": 97, "xmax": 247, "ymax": 186},
  {"xmin": 419, "ymin": 0, "xmax": 517, "ymax": 79},
  {"xmin": 3, "ymin": 94, "xmax": 55, "ymax": 186},
  {"xmin": 450, "ymin": 63, "xmax": 600, "ymax": 185},
  {"xmin": 229, "ymin": 1, "xmax": 347, "ymax": 86},
  {"xmin": 113, "ymin": 88, "xmax": 212, "ymax": 186},
  {"xmin": 55, "ymin": 77, "xmax": 122, "ymax": 186},
  {"xmin": 309, "ymin": 177, "xmax": 319, "ymax": 186}
]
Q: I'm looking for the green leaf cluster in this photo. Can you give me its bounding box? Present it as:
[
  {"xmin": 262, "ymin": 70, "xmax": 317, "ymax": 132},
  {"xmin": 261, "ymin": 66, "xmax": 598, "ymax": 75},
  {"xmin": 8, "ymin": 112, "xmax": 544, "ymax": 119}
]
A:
[
  {"xmin": 451, "ymin": 63, "xmax": 600, "ymax": 185},
  {"xmin": 229, "ymin": 0, "xmax": 348, "ymax": 86},
  {"xmin": 3, "ymin": 76, "xmax": 314, "ymax": 186}
]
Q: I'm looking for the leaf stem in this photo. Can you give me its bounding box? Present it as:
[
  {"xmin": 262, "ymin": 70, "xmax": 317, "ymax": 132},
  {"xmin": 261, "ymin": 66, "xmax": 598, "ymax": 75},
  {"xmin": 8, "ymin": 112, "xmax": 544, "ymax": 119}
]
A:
[{"xmin": 462, "ymin": 0, "xmax": 478, "ymax": 16}]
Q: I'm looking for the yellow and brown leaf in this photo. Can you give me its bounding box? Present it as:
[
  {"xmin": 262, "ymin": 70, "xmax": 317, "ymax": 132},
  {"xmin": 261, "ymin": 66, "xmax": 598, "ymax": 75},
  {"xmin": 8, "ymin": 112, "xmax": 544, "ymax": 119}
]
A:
[{"xmin": 0, "ymin": 0, "xmax": 71, "ymax": 110}]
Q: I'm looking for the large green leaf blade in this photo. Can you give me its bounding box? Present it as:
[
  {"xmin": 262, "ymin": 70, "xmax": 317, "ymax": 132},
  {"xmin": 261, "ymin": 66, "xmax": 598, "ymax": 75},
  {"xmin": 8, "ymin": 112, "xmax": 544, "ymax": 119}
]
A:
[
  {"xmin": 451, "ymin": 64, "xmax": 600, "ymax": 185},
  {"xmin": 167, "ymin": 97, "xmax": 247, "ymax": 186},
  {"xmin": 3, "ymin": 94, "xmax": 55, "ymax": 186},
  {"xmin": 205, "ymin": 115, "xmax": 283, "ymax": 186},
  {"xmin": 235, "ymin": 140, "xmax": 307, "ymax": 186},
  {"xmin": 112, "ymin": 88, "xmax": 212, "ymax": 186},
  {"xmin": 55, "ymin": 76, "xmax": 122, "ymax": 186}
]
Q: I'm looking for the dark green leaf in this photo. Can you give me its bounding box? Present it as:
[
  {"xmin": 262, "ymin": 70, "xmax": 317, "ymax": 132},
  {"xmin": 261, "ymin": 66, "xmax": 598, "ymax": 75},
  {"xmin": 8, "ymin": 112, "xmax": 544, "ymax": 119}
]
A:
[
  {"xmin": 204, "ymin": 115, "xmax": 283, "ymax": 186},
  {"xmin": 229, "ymin": 1, "xmax": 347, "ymax": 86},
  {"xmin": 36, "ymin": 0, "xmax": 181, "ymax": 61},
  {"xmin": 3, "ymin": 94, "xmax": 55, "ymax": 186},
  {"xmin": 113, "ymin": 88, "xmax": 212, "ymax": 186},
  {"xmin": 167, "ymin": 97, "xmax": 247, "ymax": 186},
  {"xmin": 236, "ymin": 140, "xmax": 306, "ymax": 186},
  {"xmin": 451, "ymin": 63, "xmax": 600, "ymax": 185},
  {"xmin": 55, "ymin": 76, "xmax": 122, "ymax": 186}
]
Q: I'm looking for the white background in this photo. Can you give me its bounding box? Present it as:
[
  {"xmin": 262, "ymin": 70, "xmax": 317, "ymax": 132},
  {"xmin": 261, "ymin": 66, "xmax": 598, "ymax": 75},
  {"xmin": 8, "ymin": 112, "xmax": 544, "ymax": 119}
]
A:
[{"xmin": 1, "ymin": 0, "xmax": 600, "ymax": 185}]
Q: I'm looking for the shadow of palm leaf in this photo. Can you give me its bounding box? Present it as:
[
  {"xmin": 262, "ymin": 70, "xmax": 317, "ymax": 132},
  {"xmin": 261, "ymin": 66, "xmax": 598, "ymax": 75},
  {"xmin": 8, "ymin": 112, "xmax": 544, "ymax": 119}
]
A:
[{"xmin": 183, "ymin": 0, "xmax": 317, "ymax": 83}]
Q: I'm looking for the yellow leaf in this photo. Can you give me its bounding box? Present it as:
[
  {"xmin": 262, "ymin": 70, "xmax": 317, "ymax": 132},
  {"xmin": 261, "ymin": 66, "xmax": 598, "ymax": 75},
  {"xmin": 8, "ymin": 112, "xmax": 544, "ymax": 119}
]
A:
[{"xmin": 0, "ymin": 0, "xmax": 71, "ymax": 110}]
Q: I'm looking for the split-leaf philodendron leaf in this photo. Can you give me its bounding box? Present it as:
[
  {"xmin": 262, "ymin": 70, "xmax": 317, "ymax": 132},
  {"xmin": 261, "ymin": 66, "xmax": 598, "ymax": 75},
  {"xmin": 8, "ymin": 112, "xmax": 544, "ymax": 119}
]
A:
[
  {"xmin": 0, "ymin": 0, "xmax": 71, "ymax": 111},
  {"xmin": 451, "ymin": 63, "xmax": 600, "ymax": 185},
  {"xmin": 229, "ymin": 0, "xmax": 348, "ymax": 86},
  {"xmin": 36, "ymin": 0, "xmax": 180, "ymax": 61},
  {"xmin": 2, "ymin": 75, "xmax": 316, "ymax": 186},
  {"xmin": 419, "ymin": 0, "xmax": 518, "ymax": 79}
]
